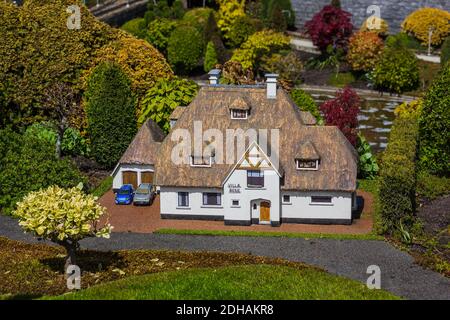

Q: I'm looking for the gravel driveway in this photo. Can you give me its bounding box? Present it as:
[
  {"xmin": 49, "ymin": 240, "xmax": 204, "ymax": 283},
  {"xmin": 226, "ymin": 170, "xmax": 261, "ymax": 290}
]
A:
[{"xmin": 1, "ymin": 215, "xmax": 449, "ymax": 300}]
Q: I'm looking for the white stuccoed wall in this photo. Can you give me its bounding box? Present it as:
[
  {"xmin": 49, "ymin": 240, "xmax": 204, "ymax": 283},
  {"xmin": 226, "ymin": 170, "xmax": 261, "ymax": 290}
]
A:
[
  {"xmin": 160, "ymin": 187, "xmax": 225, "ymax": 218},
  {"xmin": 223, "ymin": 169, "xmax": 280, "ymax": 223},
  {"xmin": 281, "ymin": 191, "xmax": 353, "ymax": 221}
]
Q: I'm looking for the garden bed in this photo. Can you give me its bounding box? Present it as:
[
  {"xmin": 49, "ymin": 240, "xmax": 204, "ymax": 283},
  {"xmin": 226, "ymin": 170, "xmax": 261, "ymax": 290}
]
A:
[{"xmin": 0, "ymin": 236, "xmax": 315, "ymax": 299}]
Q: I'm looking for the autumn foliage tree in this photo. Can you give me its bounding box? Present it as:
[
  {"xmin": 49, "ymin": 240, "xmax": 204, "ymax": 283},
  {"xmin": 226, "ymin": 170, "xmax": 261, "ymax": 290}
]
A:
[
  {"xmin": 347, "ymin": 31, "xmax": 384, "ymax": 72},
  {"xmin": 305, "ymin": 5, "xmax": 353, "ymax": 53},
  {"xmin": 320, "ymin": 87, "xmax": 360, "ymax": 146}
]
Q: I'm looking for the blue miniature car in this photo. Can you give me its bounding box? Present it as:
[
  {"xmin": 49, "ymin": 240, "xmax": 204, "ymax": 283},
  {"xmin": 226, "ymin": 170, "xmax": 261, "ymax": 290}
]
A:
[{"xmin": 115, "ymin": 184, "xmax": 134, "ymax": 205}]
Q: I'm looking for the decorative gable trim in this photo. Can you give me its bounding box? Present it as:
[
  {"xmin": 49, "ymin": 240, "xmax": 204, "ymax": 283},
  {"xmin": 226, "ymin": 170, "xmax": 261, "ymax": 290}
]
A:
[{"xmin": 221, "ymin": 141, "xmax": 281, "ymax": 187}]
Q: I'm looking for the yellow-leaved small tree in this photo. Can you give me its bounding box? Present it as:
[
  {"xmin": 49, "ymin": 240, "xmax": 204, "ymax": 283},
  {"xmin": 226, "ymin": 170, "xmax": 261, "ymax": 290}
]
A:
[{"xmin": 14, "ymin": 185, "xmax": 112, "ymax": 271}]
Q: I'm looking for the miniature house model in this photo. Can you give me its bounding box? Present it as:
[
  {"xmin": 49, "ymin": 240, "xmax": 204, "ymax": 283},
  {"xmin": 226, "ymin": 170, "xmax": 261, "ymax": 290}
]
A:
[{"xmin": 113, "ymin": 70, "xmax": 358, "ymax": 226}]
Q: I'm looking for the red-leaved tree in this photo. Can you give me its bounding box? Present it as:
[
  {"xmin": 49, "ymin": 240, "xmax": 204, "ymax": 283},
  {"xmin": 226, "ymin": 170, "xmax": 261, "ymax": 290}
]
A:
[
  {"xmin": 320, "ymin": 87, "xmax": 360, "ymax": 146},
  {"xmin": 305, "ymin": 5, "xmax": 353, "ymax": 53}
]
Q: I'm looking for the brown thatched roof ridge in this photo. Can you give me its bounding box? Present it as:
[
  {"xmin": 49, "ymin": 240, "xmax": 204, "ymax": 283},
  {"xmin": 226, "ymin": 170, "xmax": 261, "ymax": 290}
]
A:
[
  {"xmin": 170, "ymin": 106, "xmax": 187, "ymax": 120},
  {"xmin": 119, "ymin": 119, "xmax": 165, "ymax": 165},
  {"xmin": 155, "ymin": 85, "xmax": 357, "ymax": 192}
]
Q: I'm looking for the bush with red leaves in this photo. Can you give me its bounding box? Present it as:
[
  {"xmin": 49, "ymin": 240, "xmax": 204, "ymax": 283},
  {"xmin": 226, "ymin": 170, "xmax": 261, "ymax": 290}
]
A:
[
  {"xmin": 305, "ymin": 5, "xmax": 353, "ymax": 53},
  {"xmin": 320, "ymin": 87, "xmax": 360, "ymax": 146}
]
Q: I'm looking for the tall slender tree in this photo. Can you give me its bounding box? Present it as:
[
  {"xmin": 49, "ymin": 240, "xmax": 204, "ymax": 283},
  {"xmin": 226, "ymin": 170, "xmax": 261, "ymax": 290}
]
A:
[{"xmin": 85, "ymin": 62, "xmax": 137, "ymax": 168}]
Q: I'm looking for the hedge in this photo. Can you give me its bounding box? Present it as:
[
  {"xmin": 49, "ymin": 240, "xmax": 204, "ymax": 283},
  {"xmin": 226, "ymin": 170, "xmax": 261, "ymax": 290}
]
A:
[
  {"xmin": 418, "ymin": 62, "xmax": 450, "ymax": 176},
  {"xmin": 378, "ymin": 114, "xmax": 419, "ymax": 233}
]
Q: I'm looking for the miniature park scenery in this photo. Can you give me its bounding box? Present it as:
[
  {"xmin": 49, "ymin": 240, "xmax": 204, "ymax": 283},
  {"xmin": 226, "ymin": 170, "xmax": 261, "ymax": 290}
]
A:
[{"xmin": 0, "ymin": 0, "xmax": 449, "ymax": 300}]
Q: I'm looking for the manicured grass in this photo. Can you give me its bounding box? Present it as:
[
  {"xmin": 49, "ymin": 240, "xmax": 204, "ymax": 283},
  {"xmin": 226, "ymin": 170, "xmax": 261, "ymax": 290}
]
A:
[
  {"xmin": 0, "ymin": 236, "xmax": 318, "ymax": 298},
  {"xmin": 48, "ymin": 265, "xmax": 399, "ymax": 300},
  {"xmin": 154, "ymin": 228, "xmax": 383, "ymax": 240},
  {"xmin": 91, "ymin": 176, "xmax": 112, "ymax": 198}
]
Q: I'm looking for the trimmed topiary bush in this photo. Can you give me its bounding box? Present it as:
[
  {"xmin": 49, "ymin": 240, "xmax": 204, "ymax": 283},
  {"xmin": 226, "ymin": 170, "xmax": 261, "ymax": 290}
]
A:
[
  {"xmin": 347, "ymin": 31, "xmax": 384, "ymax": 72},
  {"xmin": 372, "ymin": 47, "xmax": 419, "ymax": 94},
  {"xmin": 227, "ymin": 15, "xmax": 262, "ymax": 48},
  {"xmin": 290, "ymin": 89, "xmax": 323, "ymax": 124},
  {"xmin": 305, "ymin": 5, "xmax": 353, "ymax": 53},
  {"xmin": 167, "ymin": 24, "xmax": 205, "ymax": 74},
  {"xmin": 385, "ymin": 33, "xmax": 422, "ymax": 50},
  {"xmin": 401, "ymin": 8, "xmax": 450, "ymax": 46},
  {"xmin": 231, "ymin": 30, "xmax": 291, "ymax": 71},
  {"xmin": 441, "ymin": 36, "xmax": 450, "ymax": 67},
  {"xmin": 85, "ymin": 62, "xmax": 137, "ymax": 168},
  {"xmin": 204, "ymin": 41, "xmax": 219, "ymax": 72},
  {"xmin": 145, "ymin": 18, "xmax": 177, "ymax": 55},
  {"xmin": 320, "ymin": 87, "xmax": 360, "ymax": 147},
  {"xmin": 121, "ymin": 18, "xmax": 147, "ymax": 39},
  {"xmin": 418, "ymin": 63, "xmax": 450, "ymax": 176},
  {"xmin": 379, "ymin": 114, "xmax": 419, "ymax": 234}
]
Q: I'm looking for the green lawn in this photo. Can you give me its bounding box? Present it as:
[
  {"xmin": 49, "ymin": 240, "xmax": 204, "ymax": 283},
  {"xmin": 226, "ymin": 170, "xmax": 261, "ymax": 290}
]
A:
[
  {"xmin": 155, "ymin": 228, "xmax": 383, "ymax": 240},
  {"xmin": 48, "ymin": 265, "xmax": 399, "ymax": 300}
]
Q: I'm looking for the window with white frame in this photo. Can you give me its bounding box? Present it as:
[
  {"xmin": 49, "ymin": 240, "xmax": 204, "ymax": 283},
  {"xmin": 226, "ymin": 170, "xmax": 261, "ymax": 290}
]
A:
[
  {"xmin": 231, "ymin": 200, "xmax": 240, "ymax": 207},
  {"xmin": 296, "ymin": 159, "xmax": 319, "ymax": 170},
  {"xmin": 247, "ymin": 170, "xmax": 264, "ymax": 188},
  {"xmin": 230, "ymin": 109, "xmax": 248, "ymax": 119},
  {"xmin": 190, "ymin": 155, "xmax": 212, "ymax": 167},
  {"xmin": 178, "ymin": 192, "xmax": 189, "ymax": 207},
  {"xmin": 203, "ymin": 192, "xmax": 221, "ymax": 206}
]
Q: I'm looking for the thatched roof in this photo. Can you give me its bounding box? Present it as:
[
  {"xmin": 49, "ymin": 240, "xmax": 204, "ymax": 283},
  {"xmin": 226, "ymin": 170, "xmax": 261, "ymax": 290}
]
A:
[
  {"xmin": 229, "ymin": 96, "xmax": 251, "ymax": 110},
  {"xmin": 299, "ymin": 111, "xmax": 317, "ymax": 125},
  {"xmin": 295, "ymin": 141, "xmax": 320, "ymax": 160},
  {"xmin": 119, "ymin": 119, "xmax": 165, "ymax": 165},
  {"xmin": 169, "ymin": 106, "xmax": 187, "ymax": 120},
  {"xmin": 156, "ymin": 86, "xmax": 357, "ymax": 192}
]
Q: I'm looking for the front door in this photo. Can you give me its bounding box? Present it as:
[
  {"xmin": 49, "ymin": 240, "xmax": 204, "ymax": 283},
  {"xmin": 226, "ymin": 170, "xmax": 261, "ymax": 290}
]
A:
[
  {"xmin": 260, "ymin": 201, "xmax": 271, "ymax": 223},
  {"xmin": 122, "ymin": 171, "xmax": 138, "ymax": 189}
]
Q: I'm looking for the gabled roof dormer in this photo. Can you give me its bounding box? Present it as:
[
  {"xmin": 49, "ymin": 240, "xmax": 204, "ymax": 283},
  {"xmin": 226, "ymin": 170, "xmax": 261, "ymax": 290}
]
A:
[
  {"xmin": 295, "ymin": 141, "xmax": 320, "ymax": 171},
  {"xmin": 229, "ymin": 97, "xmax": 250, "ymax": 119}
]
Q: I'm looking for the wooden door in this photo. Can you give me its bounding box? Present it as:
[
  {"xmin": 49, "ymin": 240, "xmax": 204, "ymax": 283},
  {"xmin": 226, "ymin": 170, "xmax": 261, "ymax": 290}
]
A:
[
  {"xmin": 141, "ymin": 171, "xmax": 154, "ymax": 184},
  {"xmin": 260, "ymin": 201, "xmax": 271, "ymax": 222},
  {"xmin": 122, "ymin": 171, "xmax": 138, "ymax": 189}
]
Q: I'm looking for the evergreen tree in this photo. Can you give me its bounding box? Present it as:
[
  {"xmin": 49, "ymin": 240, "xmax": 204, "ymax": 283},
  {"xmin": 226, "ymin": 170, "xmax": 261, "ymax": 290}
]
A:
[{"xmin": 85, "ymin": 62, "xmax": 137, "ymax": 168}]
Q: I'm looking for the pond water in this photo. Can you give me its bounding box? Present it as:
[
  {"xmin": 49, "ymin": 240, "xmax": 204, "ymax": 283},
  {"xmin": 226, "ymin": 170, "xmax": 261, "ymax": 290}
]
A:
[{"xmin": 304, "ymin": 90, "xmax": 405, "ymax": 154}]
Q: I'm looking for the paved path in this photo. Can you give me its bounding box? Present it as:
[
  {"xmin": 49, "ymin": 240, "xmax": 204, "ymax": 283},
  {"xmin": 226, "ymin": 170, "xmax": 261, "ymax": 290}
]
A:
[{"xmin": 1, "ymin": 215, "xmax": 449, "ymax": 300}]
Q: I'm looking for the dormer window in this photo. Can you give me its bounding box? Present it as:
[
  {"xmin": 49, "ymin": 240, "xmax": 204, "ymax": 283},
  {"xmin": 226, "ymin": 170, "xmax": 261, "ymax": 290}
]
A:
[
  {"xmin": 296, "ymin": 159, "xmax": 319, "ymax": 171},
  {"xmin": 190, "ymin": 156, "xmax": 212, "ymax": 167},
  {"xmin": 231, "ymin": 109, "xmax": 248, "ymax": 119},
  {"xmin": 229, "ymin": 97, "xmax": 250, "ymax": 119}
]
